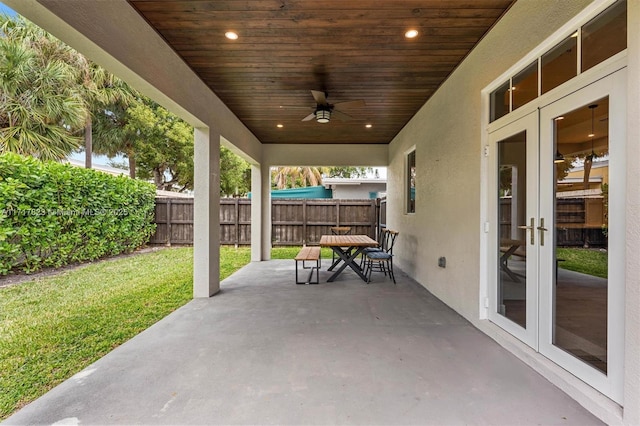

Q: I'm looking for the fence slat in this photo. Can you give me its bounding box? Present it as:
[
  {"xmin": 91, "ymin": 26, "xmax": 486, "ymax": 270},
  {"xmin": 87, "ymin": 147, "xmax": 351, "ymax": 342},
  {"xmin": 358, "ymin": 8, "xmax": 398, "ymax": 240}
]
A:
[{"xmin": 150, "ymin": 197, "xmax": 381, "ymax": 246}]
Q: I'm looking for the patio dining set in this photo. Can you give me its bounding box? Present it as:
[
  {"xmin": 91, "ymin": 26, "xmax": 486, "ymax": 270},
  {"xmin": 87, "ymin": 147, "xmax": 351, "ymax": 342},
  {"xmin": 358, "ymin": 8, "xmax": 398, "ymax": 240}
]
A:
[{"xmin": 294, "ymin": 227, "xmax": 399, "ymax": 285}]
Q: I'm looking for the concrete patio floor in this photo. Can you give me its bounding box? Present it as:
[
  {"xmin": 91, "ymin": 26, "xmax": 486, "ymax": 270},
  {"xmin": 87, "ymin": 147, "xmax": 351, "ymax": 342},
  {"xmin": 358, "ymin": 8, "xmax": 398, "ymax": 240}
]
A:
[{"xmin": 5, "ymin": 260, "xmax": 602, "ymax": 425}]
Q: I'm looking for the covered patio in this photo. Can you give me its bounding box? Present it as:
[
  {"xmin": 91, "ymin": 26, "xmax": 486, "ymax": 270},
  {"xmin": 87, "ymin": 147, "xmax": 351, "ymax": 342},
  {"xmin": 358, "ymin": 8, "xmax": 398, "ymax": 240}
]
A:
[
  {"xmin": 5, "ymin": 261, "xmax": 601, "ymax": 425},
  {"xmin": 4, "ymin": 0, "xmax": 640, "ymax": 424}
]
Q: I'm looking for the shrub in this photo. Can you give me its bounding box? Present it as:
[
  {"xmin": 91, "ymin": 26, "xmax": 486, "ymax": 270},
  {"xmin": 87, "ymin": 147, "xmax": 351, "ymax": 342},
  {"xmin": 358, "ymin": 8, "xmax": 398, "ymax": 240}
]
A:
[{"xmin": 0, "ymin": 153, "xmax": 156, "ymax": 274}]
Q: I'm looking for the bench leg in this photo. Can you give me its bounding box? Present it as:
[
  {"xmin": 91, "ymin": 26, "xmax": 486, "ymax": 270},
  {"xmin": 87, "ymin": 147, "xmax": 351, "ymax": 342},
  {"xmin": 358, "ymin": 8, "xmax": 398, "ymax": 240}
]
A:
[{"xmin": 296, "ymin": 259, "xmax": 320, "ymax": 285}]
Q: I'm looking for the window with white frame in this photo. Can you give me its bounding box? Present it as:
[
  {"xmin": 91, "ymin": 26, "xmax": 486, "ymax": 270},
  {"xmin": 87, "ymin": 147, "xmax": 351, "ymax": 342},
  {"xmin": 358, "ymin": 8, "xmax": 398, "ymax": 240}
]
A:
[{"xmin": 407, "ymin": 150, "xmax": 416, "ymax": 213}]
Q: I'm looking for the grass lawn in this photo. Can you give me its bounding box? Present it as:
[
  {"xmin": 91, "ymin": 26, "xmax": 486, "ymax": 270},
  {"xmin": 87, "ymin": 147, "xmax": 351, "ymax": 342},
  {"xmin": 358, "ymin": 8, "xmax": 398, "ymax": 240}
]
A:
[
  {"xmin": 556, "ymin": 247, "xmax": 608, "ymax": 279},
  {"xmin": 0, "ymin": 245, "xmax": 326, "ymax": 420}
]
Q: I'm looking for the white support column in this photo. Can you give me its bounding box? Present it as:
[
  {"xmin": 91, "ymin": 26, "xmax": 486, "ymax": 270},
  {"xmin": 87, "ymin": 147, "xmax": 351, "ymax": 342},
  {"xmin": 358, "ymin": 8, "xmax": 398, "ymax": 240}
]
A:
[
  {"xmin": 193, "ymin": 127, "xmax": 221, "ymax": 297},
  {"xmin": 261, "ymin": 164, "xmax": 272, "ymax": 260},
  {"xmin": 250, "ymin": 164, "xmax": 263, "ymax": 261}
]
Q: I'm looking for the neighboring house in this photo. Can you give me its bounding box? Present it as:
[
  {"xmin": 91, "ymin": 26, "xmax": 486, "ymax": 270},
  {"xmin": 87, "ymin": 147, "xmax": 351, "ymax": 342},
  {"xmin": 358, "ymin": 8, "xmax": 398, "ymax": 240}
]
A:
[
  {"xmin": 11, "ymin": 1, "xmax": 639, "ymax": 424},
  {"xmin": 322, "ymin": 177, "xmax": 386, "ymax": 200}
]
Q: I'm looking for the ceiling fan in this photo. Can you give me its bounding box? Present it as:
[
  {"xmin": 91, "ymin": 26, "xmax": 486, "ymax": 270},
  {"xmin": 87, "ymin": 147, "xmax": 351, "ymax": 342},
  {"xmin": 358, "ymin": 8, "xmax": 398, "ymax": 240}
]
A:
[{"xmin": 297, "ymin": 90, "xmax": 366, "ymax": 124}]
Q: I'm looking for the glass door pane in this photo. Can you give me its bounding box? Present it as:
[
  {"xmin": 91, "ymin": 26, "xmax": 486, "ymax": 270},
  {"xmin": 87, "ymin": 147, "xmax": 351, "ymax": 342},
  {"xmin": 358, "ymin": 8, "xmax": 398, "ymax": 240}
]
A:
[
  {"xmin": 488, "ymin": 111, "xmax": 538, "ymax": 348},
  {"xmin": 497, "ymin": 131, "xmax": 528, "ymax": 328},
  {"xmin": 553, "ymin": 97, "xmax": 609, "ymax": 373}
]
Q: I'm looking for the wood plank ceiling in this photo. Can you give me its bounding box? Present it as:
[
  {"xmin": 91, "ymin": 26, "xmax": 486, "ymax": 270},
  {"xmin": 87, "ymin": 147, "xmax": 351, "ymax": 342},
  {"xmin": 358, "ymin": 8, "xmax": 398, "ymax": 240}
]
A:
[{"xmin": 128, "ymin": 0, "xmax": 515, "ymax": 145}]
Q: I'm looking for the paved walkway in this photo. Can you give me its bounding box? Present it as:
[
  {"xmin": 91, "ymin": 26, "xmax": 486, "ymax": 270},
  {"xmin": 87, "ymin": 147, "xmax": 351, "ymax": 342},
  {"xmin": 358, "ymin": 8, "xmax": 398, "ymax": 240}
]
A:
[{"xmin": 5, "ymin": 260, "xmax": 602, "ymax": 425}]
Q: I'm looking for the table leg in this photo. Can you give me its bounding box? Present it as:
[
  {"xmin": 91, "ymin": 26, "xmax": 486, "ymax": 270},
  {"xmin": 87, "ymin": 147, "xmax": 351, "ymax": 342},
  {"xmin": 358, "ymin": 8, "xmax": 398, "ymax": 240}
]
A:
[
  {"xmin": 327, "ymin": 246, "xmax": 367, "ymax": 282},
  {"xmin": 500, "ymin": 244, "xmax": 522, "ymax": 282}
]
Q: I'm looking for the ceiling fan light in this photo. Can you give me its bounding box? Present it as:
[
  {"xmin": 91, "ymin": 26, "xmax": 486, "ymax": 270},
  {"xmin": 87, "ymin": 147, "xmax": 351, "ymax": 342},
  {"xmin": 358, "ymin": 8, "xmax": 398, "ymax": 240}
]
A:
[{"xmin": 316, "ymin": 109, "xmax": 331, "ymax": 123}]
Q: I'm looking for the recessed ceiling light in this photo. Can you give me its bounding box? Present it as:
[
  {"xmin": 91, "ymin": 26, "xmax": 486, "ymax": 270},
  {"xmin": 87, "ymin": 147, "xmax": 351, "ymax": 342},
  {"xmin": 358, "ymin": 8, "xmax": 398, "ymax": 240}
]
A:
[
  {"xmin": 405, "ymin": 29, "xmax": 419, "ymax": 39},
  {"xmin": 365, "ymin": 124, "xmax": 372, "ymax": 128},
  {"xmin": 225, "ymin": 31, "xmax": 238, "ymax": 40},
  {"xmin": 277, "ymin": 124, "xmax": 284, "ymax": 128}
]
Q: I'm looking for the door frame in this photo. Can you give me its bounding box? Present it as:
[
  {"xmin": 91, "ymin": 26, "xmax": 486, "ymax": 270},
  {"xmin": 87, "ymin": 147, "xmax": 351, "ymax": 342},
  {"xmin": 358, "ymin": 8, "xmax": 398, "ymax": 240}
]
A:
[
  {"xmin": 538, "ymin": 68, "xmax": 626, "ymax": 404},
  {"xmin": 487, "ymin": 112, "xmax": 539, "ymax": 349}
]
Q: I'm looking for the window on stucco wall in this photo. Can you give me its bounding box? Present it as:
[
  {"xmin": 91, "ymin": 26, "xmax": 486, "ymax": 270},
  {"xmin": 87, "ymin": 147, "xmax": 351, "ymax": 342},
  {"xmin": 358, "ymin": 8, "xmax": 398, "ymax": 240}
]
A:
[{"xmin": 407, "ymin": 150, "xmax": 416, "ymax": 214}]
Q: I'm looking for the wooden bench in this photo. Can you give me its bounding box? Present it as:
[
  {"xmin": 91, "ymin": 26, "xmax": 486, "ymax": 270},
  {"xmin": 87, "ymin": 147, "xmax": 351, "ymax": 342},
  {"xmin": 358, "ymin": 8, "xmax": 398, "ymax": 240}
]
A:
[{"xmin": 295, "ymin": 246, "xmax": 321, "ymax": 285}]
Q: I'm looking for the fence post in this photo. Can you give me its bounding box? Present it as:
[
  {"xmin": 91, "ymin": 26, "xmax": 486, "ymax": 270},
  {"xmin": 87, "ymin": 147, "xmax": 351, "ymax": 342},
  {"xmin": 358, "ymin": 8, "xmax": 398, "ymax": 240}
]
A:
[
  {"xmin": 233, "ymin": 197, "xmax": 240, "ymax": 248},
  {"xmin": 373, "ymin": 198, "xmax": 378, "ymax": 238},
  {"xmin": 302, "ymin": 199, "xmax": 307, "ymax": 246},
  {"xmin": 166, "ymin": 198, "xmax": 172, "ymax": 246}
]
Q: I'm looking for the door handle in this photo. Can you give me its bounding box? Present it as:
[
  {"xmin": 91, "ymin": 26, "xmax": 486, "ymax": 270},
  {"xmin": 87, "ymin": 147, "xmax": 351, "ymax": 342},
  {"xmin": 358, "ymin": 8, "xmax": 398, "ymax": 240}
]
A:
[
  {"xmin": 537, "ymin": 218, "xmax": 548, "ymax": 246},
  {"xmin": 517, "ymin": 217, "xmax": 535, "ymax": 245}
]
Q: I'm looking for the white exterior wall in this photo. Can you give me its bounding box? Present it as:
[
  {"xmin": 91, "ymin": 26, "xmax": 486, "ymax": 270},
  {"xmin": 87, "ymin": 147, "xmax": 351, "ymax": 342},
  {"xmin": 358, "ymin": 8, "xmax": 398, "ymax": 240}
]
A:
[
  {"xmin": 388, "ymin": 0, "xmax": 639, "ymax": 424},
  {"xmin": 330, "ymin": 183, "xmax": 386, "ymax": 200}
]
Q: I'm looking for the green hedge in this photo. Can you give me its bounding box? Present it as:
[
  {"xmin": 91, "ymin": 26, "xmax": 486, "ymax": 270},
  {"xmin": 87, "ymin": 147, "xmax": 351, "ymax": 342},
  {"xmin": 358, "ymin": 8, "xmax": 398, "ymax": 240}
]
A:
[{"xmin": 0, "ymin": 153, "xmax": 156, "ymax": 274}]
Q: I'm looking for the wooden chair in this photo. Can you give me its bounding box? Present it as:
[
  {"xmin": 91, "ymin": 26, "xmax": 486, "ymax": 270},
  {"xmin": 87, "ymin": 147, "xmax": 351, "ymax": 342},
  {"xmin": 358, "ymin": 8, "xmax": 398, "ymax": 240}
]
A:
[
  {"xmin": 359, "ymin": 227, "xmax": 386, "ymax": 268},
  {"xmin": 364, "ymin": 230, "xmax": 398, "ymax": 284}
]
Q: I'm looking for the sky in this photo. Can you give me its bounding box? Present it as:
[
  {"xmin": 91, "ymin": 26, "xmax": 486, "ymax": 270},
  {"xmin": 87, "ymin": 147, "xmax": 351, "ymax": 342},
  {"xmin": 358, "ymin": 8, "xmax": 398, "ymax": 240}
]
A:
[{"xmin": 0, "ymin": 3, "xmax": 16, "ymax": 16}]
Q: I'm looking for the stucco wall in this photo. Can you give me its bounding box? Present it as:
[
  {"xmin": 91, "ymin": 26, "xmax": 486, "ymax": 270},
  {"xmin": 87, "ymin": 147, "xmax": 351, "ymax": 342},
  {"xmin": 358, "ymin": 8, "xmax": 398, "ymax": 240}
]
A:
[
  {"xmin": 330, "ymin": 183, "xmax": 386, "ymax": 200},
  {"xmin": 387, "ymin": 0, "xmax": 591, "ymax": 320}
]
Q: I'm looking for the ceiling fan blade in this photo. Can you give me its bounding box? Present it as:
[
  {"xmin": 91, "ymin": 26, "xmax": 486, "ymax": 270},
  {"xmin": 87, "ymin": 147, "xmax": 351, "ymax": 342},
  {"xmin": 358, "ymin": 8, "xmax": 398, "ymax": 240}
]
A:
[
  {"xmin": 311, "ymin": 90, "xmax": 328, "ymax": 105},
  {"xmin": 302, "ymin": 112, "xmax": 316, "ymax": 122},
  {"xmin": 334, "ymin": 99, "xmax": 366, "ymax": 110},
  {"xmin": 279, "ymin": 105, "xmax": 314, "ymax": 110},
  {"xmin": 332, "ymin": 110, "xmax": 354, "ymax": 121}
]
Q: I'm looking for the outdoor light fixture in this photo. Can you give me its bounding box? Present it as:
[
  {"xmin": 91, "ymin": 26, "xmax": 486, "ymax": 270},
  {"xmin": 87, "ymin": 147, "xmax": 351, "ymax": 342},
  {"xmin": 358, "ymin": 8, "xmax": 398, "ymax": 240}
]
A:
[
  {"xmin": 405, "ymin": 29, "xmax": 419, "ymax": 38},
  {"xmin": 315, "ymin": 109, "xmax": 331, "ymax": 123}
]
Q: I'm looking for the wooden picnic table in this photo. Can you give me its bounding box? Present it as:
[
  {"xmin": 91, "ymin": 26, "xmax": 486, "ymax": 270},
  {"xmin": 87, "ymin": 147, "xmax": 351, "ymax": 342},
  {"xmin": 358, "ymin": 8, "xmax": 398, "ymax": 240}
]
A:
[{"xmin": 319, "ymin": 235, "xmax": 378, "ymax": 282}]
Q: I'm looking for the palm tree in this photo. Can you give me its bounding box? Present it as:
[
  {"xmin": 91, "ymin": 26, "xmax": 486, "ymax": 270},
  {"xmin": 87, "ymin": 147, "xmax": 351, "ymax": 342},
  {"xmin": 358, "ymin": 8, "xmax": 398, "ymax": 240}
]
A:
[{"xmin": 0, "ymin": 16, "xmax": 86, "ymax": 160}]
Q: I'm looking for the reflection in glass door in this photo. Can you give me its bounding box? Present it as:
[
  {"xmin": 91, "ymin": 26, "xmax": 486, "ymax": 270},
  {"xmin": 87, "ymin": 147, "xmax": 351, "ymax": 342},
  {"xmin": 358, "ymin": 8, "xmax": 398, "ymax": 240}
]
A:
[
  {"xmin": 497, "ymin": 132, "xmax": 528, "ymax": 328},
  {"xmin": 488, "ymin": 69, "xmax": 625, "ymax": 402},
  {"xmin": 488, "ymin": 112, "xmax": 538, "ymax": 347},
  {"xmin": 553, "ymin": 98, "xmax": 609, "ymax": 374},
  {"xmin": 538, "ymin": 69, "xmax": 625, "ymax": 403}
]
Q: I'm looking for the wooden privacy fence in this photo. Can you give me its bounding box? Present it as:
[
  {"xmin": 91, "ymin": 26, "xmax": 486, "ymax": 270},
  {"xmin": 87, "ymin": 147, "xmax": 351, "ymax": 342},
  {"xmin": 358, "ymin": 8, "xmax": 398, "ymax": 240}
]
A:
[
  {"xmin": 150, "ymin": 197, "xmax": 382, "ymax": 246},
  {"xmin": 499, "ymin": 197, "xmax": 607, "ymax": 247}
]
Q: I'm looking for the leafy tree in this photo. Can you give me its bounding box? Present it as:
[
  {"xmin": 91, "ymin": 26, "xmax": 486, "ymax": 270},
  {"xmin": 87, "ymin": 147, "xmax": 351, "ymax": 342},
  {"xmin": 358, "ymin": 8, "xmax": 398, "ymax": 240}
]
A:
[
  {"xmin": 92, "ymin": 99, "xmax": 141, "ymax": 179},
  {"xmin": 326, "ymin": 166, "xmax": 372, "ymax": 179},
  {"xmin": 125, "ymin": 99, "xmax": 194, "ymax": 191},
  {"xmin": 0, "ymin": 15, "xmax": 86, "ymax": 160},
  {"xmin": 80, "ymin": 63, "xmax": 136, "ymax": 169},
  {"xmin": 220, "ymin": 146, "xmax": 251, "ymax": 196}
]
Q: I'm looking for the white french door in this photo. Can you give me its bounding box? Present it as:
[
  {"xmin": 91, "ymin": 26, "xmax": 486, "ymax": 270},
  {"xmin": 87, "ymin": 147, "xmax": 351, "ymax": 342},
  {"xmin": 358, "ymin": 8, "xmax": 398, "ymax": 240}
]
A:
[
  {"xmin": 487, "ymin": 112, "xmax": 539, "ymax": 349},
  {"xmin": 488, "ymin": 69, "xmax": 625, "ymax": 403}
]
